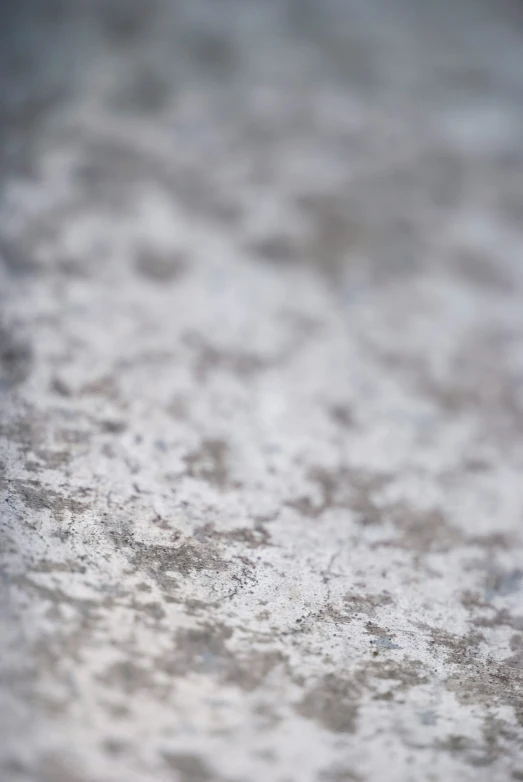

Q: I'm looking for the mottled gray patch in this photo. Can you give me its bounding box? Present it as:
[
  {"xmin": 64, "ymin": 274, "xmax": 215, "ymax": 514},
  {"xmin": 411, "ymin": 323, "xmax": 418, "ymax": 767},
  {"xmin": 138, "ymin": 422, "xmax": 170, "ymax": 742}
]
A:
[
  {"xmin": 0, "ymin": 324, "xmax": 32, "ymax": 388},
  {"xmin": 318, "ymin": 767, "xmax": 363, "ymax": 782},
  {"xmin": 478, "ymin": 608, "xmax": 523, "ymax": 632},
  {"xmin": 0, "ymin": 237, "xmax": 37, "ymax": 276},
  {"xmin": 134, "ymin": 247, "xmax": 187, "ymax": 283},
  {"xmin": 343, "ymin": 592, "xmax": 393, "ymax": 616},
  {"xmin": 328, "ymin": 404, "xmax": 354, "ymax": 428},
  {"xmin": 435, "ymin": 714, "xmax": 519, "ymax": 768},
  {"xmin": 138, "ymin": 601, "xmax": 166, "ymax": 621},
  {"xmin": 31, "ymin": 450, "xmax": 71, "ymax": 470},
  {"xmin": 375, "ymin": 332, "xmax": 523, "ymax": 445},
  {"xmin": 297, "ymin": 193, "xmax": 360, "ymax": 279},
  {"xmin": 370, "ymin": 637, "xmax": 401, "ymax": 650},
  {"xmin": 376, "ymin": 505, "xmax": 464, "ymax": 555},
  {"xmin": 422, "ymin": 624, "xmax": 485, "ymax": 665},
  {"xmin": 0, "ymin": 84, "xmax": 60, "ymax": 181},
  {"xmin": 461, "ymin": 590, "xmax": 523, "ymax": 632},
  {"xmin": 286, "ymin": 466, "xmax": 341, "ymax": 519},
  {"xmin": 98, "ymin": 418, "xmax": 127, "ymax": 434},
  {"xmin": 287, "ymin": 466, "xmax": 388, "ymax": 522},
  {"xmin": 226, "ymin": 649, "xmax": 287, "ymax": 692},
  {"xmin": 419, "ymin": 709, "xmax": 438, "ymax": 726},
  {"xmin": 114, "ymin": 67, "xmax": 169, "ymax": 113},
  {"xmin": 98, "ymin": 660, "xmax": 158, "ymax": 696},
  {"xmin": 50, "ymin": 376, "xmax": 72, "ymax": 397},
  {"xmin": 109, "ymin": 531, "xmax": 228, "ymax": 580},
  {"xmin": 12, "ymin": 479, "xmax": 88, "ymax": 519},
  {"xmin": 158, "ymin": 622, "xmax": 287, "ymax": 692},
  {"xmin": 248, "ymin": 234, "xmax": 299, "ymax": 264},
  {"xmin": 297, "ymin": 674, "xmax": 360, "ymax": 734},
  {"xmin": 186, "ymin": 30, "xmax": 239, "ymax": 78},
  {"xmin": 362, "ymin": 658, "xmax": 429, "ymax": 694},
  {"xmin": 454, "ymin": 249, "xmax": 514, "ymax": 292},
  {"xmin": 485, "ymin": 567, "xmax": 522, "ymax": 600},
  {"xmin": 17, "ymin": 576, "xmax": 98, "ymax": 613},
  {"xmin": 103, "ymin": 738, "xmax": 127, "ymax": 756},
  {"xmin": 196, "ymin": 521, "xmax": 272, "ymax": 549},
  {"xmin": 366, "ymin": 623, "xmax": 401, "ymax": 650},
  {"xmin": 1, "ymin": 757, "xmax": 29, "ymax": 780},
  {"xmin": 167, "ymin": 394, "xmax": 189, "ymax": 421},
  {"xmin": 184, "ymin": 439, "xmax": 230, "ymax": 488},
  {"xmin": 445, "ymin": 652, "xmax": 523, "ymax": 727},
  {"xmin": 0, "ymin": 412, "xmax": 43, "ymax": 457},
  {"xmin": 2, "ymin": 0, "xmax": 523, "ymax": 778},
  {"xmin": 31, "ymin": 560, "xmax": 87, "ymax": 575},
  {"xmin": 159, "ymin": 622, "xmax": 232, "ymax": 678},
  {"xmin": 55, "ymin": 428, "xmax": 90, "ymax": 447},
  {"xmin": 74, "ymin": 141, "xmax": 155, "ymax": 211},
  {"xmin": 184, "ymin": 332, "xmax": 271, "ymax": 382},
  {"xmin": 98, "ymin": 0, "xmax": 153, "ymax": 43},
  {"xmin": 168, "ymin": 168, "xmax": 241, "ymax": 226},
  {"xmin": 79, "ymin": 375, "xmax": 119, "ymax": 399},
  {"xmin": 163, "ymin": 752, "xmax": 216, "ymax": 782},
  {"xmin": 40, "ymin": 754, "xmax": 94, "ymax": 782}
]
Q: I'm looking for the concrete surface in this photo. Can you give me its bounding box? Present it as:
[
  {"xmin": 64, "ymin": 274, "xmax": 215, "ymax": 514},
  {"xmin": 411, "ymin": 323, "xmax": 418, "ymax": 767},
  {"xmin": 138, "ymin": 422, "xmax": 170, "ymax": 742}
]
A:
[{"xmin": 1, "ymin": 1, "xmax": 523, "ymax": 780}]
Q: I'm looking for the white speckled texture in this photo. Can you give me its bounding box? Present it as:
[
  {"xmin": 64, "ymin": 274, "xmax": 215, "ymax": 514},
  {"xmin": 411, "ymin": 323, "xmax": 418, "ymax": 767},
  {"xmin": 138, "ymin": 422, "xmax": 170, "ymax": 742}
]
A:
[{"xmin": 2, "ymin": 1, "xmax": 523, "ymax": 780}]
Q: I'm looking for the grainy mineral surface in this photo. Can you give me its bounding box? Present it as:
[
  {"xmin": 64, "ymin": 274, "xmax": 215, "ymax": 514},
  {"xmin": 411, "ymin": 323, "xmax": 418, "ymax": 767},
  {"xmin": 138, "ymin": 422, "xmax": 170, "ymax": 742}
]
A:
[{"xmin": 1, "ymin": 1, "xmax": 523, "ymax": 780}]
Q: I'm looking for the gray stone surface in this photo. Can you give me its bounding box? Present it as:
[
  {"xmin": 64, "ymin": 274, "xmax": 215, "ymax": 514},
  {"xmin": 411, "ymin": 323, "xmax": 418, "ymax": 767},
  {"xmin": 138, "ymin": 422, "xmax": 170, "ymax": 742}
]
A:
[{"xmin": 2, "ymin": 1, "xmax": 523, "ymax": 780}]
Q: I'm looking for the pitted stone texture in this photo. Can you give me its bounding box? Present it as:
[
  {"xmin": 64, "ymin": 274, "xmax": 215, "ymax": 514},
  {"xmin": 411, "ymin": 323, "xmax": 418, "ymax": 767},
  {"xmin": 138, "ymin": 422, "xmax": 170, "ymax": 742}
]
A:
[{"xmin": 2, "ymin": 1, "xmax": 523, "ymax": 781}]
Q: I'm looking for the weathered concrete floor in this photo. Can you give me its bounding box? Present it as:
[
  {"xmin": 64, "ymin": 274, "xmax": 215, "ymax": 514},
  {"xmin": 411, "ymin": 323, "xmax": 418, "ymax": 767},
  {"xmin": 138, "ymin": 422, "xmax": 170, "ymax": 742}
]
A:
[{"xmin": 2, "ymin": 1, "xmax": 523, "ymax": 780}]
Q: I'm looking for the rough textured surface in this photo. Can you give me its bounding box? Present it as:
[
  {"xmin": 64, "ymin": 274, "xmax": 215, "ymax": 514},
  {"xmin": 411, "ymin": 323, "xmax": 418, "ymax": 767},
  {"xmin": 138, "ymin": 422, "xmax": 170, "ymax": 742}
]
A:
[{"xmin": 2, "ymin": 1, "xmax": 523, "ymax": 780}]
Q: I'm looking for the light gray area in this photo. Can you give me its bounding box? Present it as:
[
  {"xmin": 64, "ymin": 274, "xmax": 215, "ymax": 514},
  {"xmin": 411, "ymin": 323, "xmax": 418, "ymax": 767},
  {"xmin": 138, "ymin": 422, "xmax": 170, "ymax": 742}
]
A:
[{"xmin": 1, "ymin": 1, "xmax": 523, "ymax": 780}]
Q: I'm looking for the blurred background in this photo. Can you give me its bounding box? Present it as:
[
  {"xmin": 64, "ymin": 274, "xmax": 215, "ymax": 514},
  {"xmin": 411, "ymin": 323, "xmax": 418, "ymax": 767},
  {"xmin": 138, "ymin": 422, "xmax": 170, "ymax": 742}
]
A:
[{"xmin": 1, "ymin": 1, "xmax": 523, "ymax": 781}]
